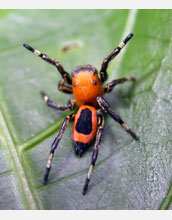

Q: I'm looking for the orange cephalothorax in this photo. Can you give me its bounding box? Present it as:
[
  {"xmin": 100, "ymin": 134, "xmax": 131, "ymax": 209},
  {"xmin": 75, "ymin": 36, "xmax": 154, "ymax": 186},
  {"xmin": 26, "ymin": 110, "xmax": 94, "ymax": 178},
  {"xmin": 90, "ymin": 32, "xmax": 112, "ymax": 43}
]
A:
[
  {"xmin": 72, "ymin": 66, "xmax": 104, "ymax": 107},
  {"xmin": 72, "ymin": 105, "xmax": 97, "ymax": 155}
]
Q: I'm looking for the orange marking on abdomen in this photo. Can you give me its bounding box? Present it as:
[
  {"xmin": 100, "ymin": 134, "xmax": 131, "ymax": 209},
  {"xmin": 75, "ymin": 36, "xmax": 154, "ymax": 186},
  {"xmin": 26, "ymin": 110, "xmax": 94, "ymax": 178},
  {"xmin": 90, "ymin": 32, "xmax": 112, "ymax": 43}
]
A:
[{"xmin": 72, "ymin": 105, "xmax": 97, "ymax": 144}]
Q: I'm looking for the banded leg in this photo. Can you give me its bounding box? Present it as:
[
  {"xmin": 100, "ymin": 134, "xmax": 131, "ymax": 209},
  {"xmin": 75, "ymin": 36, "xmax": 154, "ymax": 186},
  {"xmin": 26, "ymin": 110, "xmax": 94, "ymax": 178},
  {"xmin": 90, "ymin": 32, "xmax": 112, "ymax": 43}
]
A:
[
  {"xmin": 58, "ymin": 79, "xmax": 73, "ymax": 94},
  {"xmin": 23, "ymin": 44, "xmax": 72, "ymax": 84},
  {"xmin": 82, "ymin": 110, "xmax": 104, "ymax": 195},
  {"xmin": 41, "ymin": 91, "xmax": 75, "ymax": 111},
  {"xmin": 104, "ymin": 77, "xmax": 135, "ymax": 93},
  {"xmin": 99, "ymin": 33, "xmax": 134, "ymax": 82},
  {"xmin": 97, "ymin": 96, "xmax": 139, "ymax": 140},
  {"xmin": 43, "ymin": 113, "xmax": 75, "ymax": 185}
]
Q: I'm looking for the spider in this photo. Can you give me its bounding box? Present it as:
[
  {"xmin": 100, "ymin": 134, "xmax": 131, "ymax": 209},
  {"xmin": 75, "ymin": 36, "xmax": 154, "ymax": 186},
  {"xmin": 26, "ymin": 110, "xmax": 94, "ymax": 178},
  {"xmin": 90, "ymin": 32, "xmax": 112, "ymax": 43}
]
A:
[{"xmin": 23, "ymin": 33, "xmax": 138, "ymax": 195}]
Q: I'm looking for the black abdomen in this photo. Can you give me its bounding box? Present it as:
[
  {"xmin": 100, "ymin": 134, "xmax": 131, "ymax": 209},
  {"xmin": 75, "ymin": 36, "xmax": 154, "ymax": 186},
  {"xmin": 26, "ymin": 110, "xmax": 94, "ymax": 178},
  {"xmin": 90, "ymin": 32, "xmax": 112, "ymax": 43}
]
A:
[
  {"xmin": 72, "ymin": 105, "xmax": 98, "ymax": 156},
  {"xmin": 75, "ymin": 108, "xmax": 92, "ymax": 135}
]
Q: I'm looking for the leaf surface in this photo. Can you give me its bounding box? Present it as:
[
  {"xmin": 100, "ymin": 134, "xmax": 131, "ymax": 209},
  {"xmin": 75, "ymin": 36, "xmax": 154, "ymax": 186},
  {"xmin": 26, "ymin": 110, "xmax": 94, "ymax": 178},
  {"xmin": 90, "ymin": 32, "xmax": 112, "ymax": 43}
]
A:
[{"xmin": 0, "ymin": 9, "xmax": 172, "ymax": 210}]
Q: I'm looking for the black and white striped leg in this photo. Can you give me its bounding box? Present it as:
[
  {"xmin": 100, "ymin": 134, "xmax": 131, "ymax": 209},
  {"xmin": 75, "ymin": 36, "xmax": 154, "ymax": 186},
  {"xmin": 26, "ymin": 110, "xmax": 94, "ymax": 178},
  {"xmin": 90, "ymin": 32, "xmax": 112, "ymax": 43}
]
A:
[
  {"xmin": 96, "ymin": 96, "xmax": 139, "ymax": 141},
  {"xmin": 58, "ymin": 79, "xmax": 73, "ymax": 94},
  {"xmin": 82, "ymin": 111, "xmax": 104, "ymax": 195},
  {"xmin": 104, "ymin": 77, "xmax": 135, "ymax": 93},
  {"xmin": 23, "ymin": 44, "xmax": 72, "ymax": 84},
  {"xmin": 41, "ymin": 91, "xmax": 75, "ymax": 111},
  {"xmin": 99, "ymin": 33, "xmax": 134, "ymax": 82},
  {"xmin": 43, "ymin": 113, "xmax": 75, "ymax": 185}
]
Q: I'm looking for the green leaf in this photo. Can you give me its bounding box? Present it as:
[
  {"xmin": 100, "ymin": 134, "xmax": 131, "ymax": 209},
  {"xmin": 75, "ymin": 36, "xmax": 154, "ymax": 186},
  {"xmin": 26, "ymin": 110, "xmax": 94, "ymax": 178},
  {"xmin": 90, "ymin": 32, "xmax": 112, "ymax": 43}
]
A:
[{"xmin": 0, "ymin": 9, "xmax": 172, "ymax": 210}]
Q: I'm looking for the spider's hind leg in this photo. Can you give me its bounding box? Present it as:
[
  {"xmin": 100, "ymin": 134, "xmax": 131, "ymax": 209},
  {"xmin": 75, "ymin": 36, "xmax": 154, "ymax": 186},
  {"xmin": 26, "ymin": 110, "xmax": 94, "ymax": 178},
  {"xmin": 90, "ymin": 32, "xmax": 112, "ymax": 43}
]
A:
[
  {"xmin": 82, "ymin": 110, "xmax": 104, "ymax": 195},
  {"xmin": 43, "ymin": 113, "xmax": 75, "ymax": 185}
]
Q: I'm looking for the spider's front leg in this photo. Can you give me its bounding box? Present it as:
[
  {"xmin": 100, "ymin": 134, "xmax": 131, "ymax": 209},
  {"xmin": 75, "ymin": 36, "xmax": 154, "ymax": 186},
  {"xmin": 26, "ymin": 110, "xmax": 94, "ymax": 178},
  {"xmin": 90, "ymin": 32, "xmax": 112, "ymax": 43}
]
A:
[
  {"xmin": 23, "ymin": 44, "xmax": 72, "ymax": 85},
  {"xmin": 99, "ymin": 33, "xmax": 134, "ymax": 83}
]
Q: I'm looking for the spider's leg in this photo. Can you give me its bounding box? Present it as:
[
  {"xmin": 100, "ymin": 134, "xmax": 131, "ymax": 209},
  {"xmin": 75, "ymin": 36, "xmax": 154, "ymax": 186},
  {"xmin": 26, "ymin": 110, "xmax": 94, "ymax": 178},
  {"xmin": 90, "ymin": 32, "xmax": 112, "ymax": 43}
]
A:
[
  {"xmin": 58, "ymin": 79, "xmax": 73, "ymax": 94},
  {"xmin": 41, "ymin": 91, "xmax": 75, "ymax": 111},
  {"xmin": 43, "ymin": 113, "xmax": 75, "ymax": 184},
  {"xmin": 97, "ymin": 96, "xmax": 139, "ymax": 141},
  {"xmin": 23, "ymin": 44, "xmax": 72, "ymax": 84},
  {"xmin": 104, "ymin": 77, "xmax": 135, "ymax": 93},
  {"xmin": 82, "ymin": 110, "xmax": 104, "ymax": 195},
  {"xmin": 99, "ymin": 33, "xmax": 134, "ymax": 82}
]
